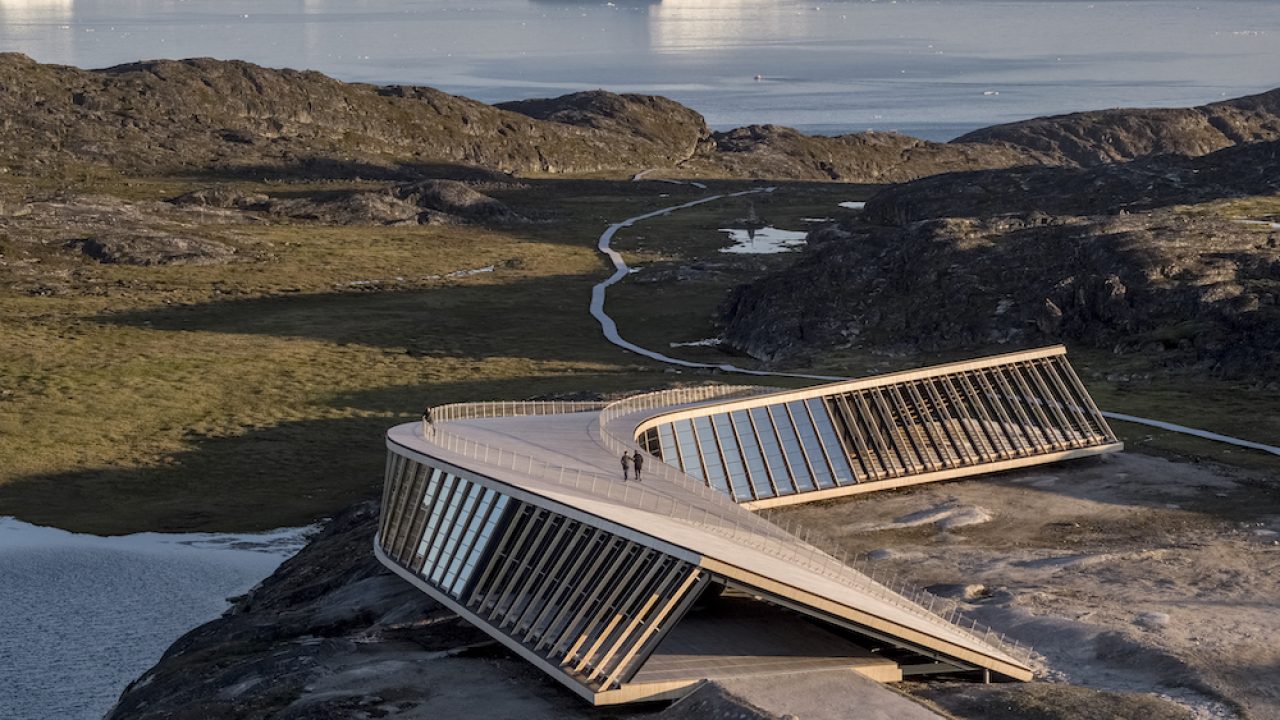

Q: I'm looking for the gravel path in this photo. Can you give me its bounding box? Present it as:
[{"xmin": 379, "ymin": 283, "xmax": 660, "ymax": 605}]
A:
[{"xmin": 591, "ymin": 189, "xmax": 1280, "ymax": 458}]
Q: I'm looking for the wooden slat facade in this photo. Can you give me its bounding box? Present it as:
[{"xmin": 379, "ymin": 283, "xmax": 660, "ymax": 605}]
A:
[
  {"xmin": 636, "ymin": 349, "xmax": 1118, "ymax": 503},
  {"xmin": 377, "ymin": 455, "xmax": 708, "ymax": 693}
]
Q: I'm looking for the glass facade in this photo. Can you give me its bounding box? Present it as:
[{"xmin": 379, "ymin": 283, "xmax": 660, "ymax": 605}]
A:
[
  {"xmin": 372, "ymin": 466, "xmax": 513, "ymax": 601},
  {"xmin": 640, "ymin": 396, "xmax": 859, "ymax": 501},
  {"xmin": 377, "ymin": 453, "xmax": 707, "ymax": 691},
  {"xmin": 639, "ymin": 354, "xmax": 1113, "ymax": 501}
]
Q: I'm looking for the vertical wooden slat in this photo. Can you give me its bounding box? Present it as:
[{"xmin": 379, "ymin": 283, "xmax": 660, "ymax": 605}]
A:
[
  {"xmin": 601, "ymin": 570, "xmax": 707, "ymax": 688},
  {"xmin": 478, "ymin": 505, "xmax": 541, "ymax": 614},
  {"xmin": 388, "ymin": 462, "xmax": 428, "ymax": 562},
  {"xmin": 851, "ymin": 390, "xmax": 901, "ymax": 476},
  {"xmin": 919, "ymin": 377, "xmax": 976, "ymax": 465},
  {"xmin": 1019, "ymin": 361, "xmax": 1077, "ymax": 447},
  {"xmin": 409, "ymin": 471, "xmax": 450, "ymax": 573},
  {"xmin": 938, "ymin": 374, "xmax": 997, "ymax": 460},
  {"xmin": 536, "ymin": 535, "xmax": 623, "ymax": 653},
  {"xmin": 832, "ymin": 395, "xmax": 879, "ymax": 481},
  {"xmin": 573, "ymin": 555, "xmax": 669, "ymax": 676},
  {"xmin": 414, "ymin": 474, "xmax": 463, "ymax": 575},
  {"xmin": 487, "ymin": 511, "xmax": 557, "ymax": 621},
  {"xmin": 876, "ymin": 386, "xmax": 926, "ymax": 472},
  {"xmin": 1058, "ymin": 356, "xmax": 1116, "ymax": 442},
  {"xmin": 559, "ymin": 547, "xmax": 653, "ymax": 665},
  {"xmin": 466, "ymin": 501, "xmax": 524, "ymax": 608},
  {"xmin": 499, "ymin": 517, "xmax": 572, "ymax": 629},
  {"xmin": 1007, "ymin": 363, "xmax": 1067, "ymax": 450},
  {"xmin": 582, "ymin": 560, "xmax": 681, "ymax": 683},
  {"xmin": 970, "ymin": 369, "xmax": 1033, "ymax": 455},
  {"xmin": 902, "ymin": 382, "xmax": 953, "ymax": 468},
  {"xmin": 512, "ymin": 522, "xmax": 589, "ymax": 635},
  {"xmin": 380, "ymin": 455, "xmax": 412, "ymax": 548},
  {"xmin": 1038, "ymin": 357, "xmax": 1099, "ymax": 441},
  {"xmin": 521, "ymin": 529, "xmax": 604, "ymax": 643}
]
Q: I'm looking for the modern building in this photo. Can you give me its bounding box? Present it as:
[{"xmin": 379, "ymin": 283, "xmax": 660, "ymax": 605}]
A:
[{"xmin": 375, "ymin": 346, "xmax": 1120, "ymax": 705}]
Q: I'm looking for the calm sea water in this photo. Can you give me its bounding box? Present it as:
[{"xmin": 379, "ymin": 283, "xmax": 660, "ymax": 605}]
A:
[
  {"xmin": 1, "ymin": 0, "xmax": 1277, "ymax": 139},
  {"xmin": 0, "ymin": 519, "xmax": 312, "ymax": 720}
]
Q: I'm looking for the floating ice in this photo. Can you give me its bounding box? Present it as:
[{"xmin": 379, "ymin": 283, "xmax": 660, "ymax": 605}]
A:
[{"xmin": 838, "ymin": 201, "xmax": 866, "ymax": 210}]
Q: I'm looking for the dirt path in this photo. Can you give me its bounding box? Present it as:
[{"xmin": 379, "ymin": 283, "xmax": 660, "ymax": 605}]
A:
[{"xmin": 590, "ymin": 192, "xmax": 1280, "ymax": 459}]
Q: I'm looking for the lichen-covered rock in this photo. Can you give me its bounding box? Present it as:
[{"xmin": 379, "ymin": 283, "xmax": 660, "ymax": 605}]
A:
[
  {"xmin": 73, "ymin": 234, "xmax": 236, "ymax": 265},
  {"xmin": 720, "ymin": 212, "xmax": 1280, "ymax": 379}
]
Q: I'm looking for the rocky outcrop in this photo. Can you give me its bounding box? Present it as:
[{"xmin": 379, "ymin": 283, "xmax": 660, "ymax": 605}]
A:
[
  {"xmin": 5, "ymin": 54, "xmax": 1278, "ymax": 184},
  {"xmin": 72, "ymin": 234, "xmax": 236, "ymax": 265},
  {"xmin": 864, "ymin": 139, "xmax": 1280, "ymax": 224},
  {"xmin": 955, "ymin": 86, "xmax": 1280, "ymax": 166},
  {"xmin": 102, "ymin": 501, "xmax": 812, "ymax": 720},
  {"xmin": 0, "ymin": 54, "xmax": 708, "ymax": 179},
  {"xmin": 701, "ymin": 125, "xmax": 1045, "ymax": 183},
  {"xmin": 497, "ymin": 90, "xmax": 714, "ymax": 163},
  {"xmin": 720, "ymin": 212, "xmax": 1280, "ymax": 379},
  {"xmin": 254, "ymin": 180, "xmax": 524, "ymax": 226}
]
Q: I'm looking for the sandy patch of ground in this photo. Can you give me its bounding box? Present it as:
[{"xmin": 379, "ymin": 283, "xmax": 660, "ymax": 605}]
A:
[{"xmin": 777, "ymin": 452, "xmax": 1279, "ymax": 720}]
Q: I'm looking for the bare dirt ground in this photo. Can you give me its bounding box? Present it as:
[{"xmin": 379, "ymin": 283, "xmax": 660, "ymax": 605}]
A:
[{"xmin": 774, "ymin": 452, "xmax": 1280, "ymax": 719}]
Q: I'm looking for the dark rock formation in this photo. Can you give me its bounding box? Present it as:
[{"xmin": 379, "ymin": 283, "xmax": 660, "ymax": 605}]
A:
[
  {"xmin": 6, "ymin": 54, "xmax": 1278, "ymax": 184},
  {"xmin": 955, "ymin": 87, "xmax": 1280, "ymax": 166},
  {"xmin": 864, "ymin": 139, "xmax": 1280, "ymax": 224},
  {"xmin": 720, "ymin": 212, "xmax": 1280, "ymax": 379},
  {"xmin": 0, "ymin": 54, "xmax": 706, "ymax": 179},
  {"xmin": 702, "ymin": 125, "xmax": 1044, "ymax": 183},
  {"xmin": 257, "ymin": 180, "xmax": 525, "ymax": 226},
  {"xmin": 497, "ymin": 89, "xmax": 714, "ymax": 162},
  {"xmin": 102, "ymin": 501, "xmax": 777, "ymax": 720},
  {"xmin": 72, "ymin": 233, "xmax": 236, "ymax": 265}
]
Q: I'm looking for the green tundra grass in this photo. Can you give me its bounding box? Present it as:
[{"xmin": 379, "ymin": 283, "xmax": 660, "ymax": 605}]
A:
[{"xmin": 1, "ymin": 175, "xmax": 1275, "ymax": 534}]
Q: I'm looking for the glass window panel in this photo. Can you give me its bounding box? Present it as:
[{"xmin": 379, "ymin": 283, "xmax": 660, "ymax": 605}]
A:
[
  {"xmin": 430, "ymin": 481, "xmax": 481, "ymax": 584},
  {"xmin": 769, "ymin": 405, "xmax": 816, "ymax": 491},
  {"xmin": 657, "ymin": 424, "xmax": 678, "ymax": 465},
  {"xmin": 806, "ymin": 399, "xmax": 858, "ymax": 485},
  {"xmin": 422, "ymin": 477, "xmax": 469, "ymax": 581},
  {"xmin": 693, "ymin": 416, "xmax": 730, "ymax": 494},
  {"xmin": 712, "ymin": 413, "xmax": 753, "ymax": 500},
  {"xmin": 453, "ymin": 494, "xmax": 511, "ymax": 597},
  {"xmin": 751, "ymin": 407, "xmax": 795, "ymax": 494},
  {"xmin": 412, "ymin": 469, "xmax": 444, "ymax": 558},
  {"xmin": 673, "ymin": 419, "xmax": 703, "ymax": 480},
  {"xmin": 732, "ymin": 410, "xmax": 775, "ymax": 499},
  {"xmin": 789, "ymin": 401, "xmax": 835, "ymax": 489},
  {"xmin": 444, "ymin": 489, "xmax": 497, "ymax": 594},
  {"xmin": 416, "ymin": 473, "xmax": 456, "ymax": 558}
]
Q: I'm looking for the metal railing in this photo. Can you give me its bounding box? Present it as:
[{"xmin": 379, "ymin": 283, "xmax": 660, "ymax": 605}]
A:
[
  {"xmin": 417, "ymin": 393, "xmax": 1034, "ymax": 667},
  {"xmin": 596, "ymin": 387, "xmax": 1035, "ymax": 666},
  {"xmin": 431, "ymin": 400, "xmax": 609, "ymax": 423}
]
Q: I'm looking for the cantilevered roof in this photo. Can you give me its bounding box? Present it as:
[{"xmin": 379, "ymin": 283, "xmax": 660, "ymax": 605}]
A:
[
  {"xmin": 374, "ymin": 347, "xmax": 1120, "ymax": 704},
  {"xmin": 630, "ymin": 345, "xmax": 1121, "ymax": 507}
]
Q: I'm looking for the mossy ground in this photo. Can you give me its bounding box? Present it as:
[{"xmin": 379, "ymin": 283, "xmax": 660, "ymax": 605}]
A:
[{"xmin": 2, "ymin": 175, "xmax": 1276, "ymax": 535}]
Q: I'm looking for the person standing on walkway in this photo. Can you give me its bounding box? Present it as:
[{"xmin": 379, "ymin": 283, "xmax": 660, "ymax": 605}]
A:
[
  {"xmin": 620, "ymin": 452, "xmax": 632, "ymax": 481},
  {"xmin": 422, "ymin": 405, "xmax": 434, "ymax": 433},
  {"xmin": 632, "ymin": 450, "xmax": 644, "ymax": 481}
]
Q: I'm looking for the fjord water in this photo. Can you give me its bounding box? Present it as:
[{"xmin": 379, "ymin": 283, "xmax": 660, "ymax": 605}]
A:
[
  {"xmin": 0, "ymin": 519, "xmax": 312, "ymax": 720},
  {"xmin": 1, "ymin": 0, "xmax": 1278, "ymax": 140}
]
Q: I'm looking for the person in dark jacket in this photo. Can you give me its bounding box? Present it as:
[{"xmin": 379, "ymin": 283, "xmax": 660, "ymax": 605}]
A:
[
  {"xmin": 632, "ymin": 450, "xmax": 645, "ymax": 481},
  {"xmin": 620, "ymin": 452, "xmax": 632, "ymax": 481}
]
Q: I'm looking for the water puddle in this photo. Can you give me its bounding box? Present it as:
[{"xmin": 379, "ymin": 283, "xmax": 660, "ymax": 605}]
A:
[{"xmin": 718, "ymin": 226, "xmax": 808, "ymax": 254}]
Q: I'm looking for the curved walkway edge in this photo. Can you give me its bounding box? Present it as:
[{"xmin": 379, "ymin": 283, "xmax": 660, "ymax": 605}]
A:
[{"xmin": 590, "ymin": 191, "xmax": 1280, "ymax": 459}]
